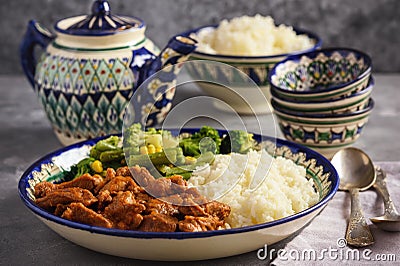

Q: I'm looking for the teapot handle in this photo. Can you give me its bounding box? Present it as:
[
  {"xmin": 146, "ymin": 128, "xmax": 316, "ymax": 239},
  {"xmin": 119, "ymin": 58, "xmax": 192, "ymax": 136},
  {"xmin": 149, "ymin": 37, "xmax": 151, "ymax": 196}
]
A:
[{"xmin": 20, "ymin": 20, "xmax": 55, "ymax": 87}]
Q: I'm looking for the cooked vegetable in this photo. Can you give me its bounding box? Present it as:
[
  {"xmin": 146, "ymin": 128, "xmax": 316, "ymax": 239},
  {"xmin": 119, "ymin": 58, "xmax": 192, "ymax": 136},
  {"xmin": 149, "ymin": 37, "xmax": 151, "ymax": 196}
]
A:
[
  {"xmin": 147, "ymin": 144, "xmax": 156, "ymax": 154},
  {"xmin": 161, "ymin": 130, "xmax": 179, "ymax": 149},
  {"xmin": 90, "ymin": 160, "xmax": 103, "ymax": 173},
  {"xmin": 87, "ymin": 136, "xmax": 124, "ymax": 164},
  {"xmin": 179, "ymin": 126, "xmax": 222, "ymax": 157},
  {"xmin": 75, "ymin": 158, "xmax": 95, "ymax": 177},
  {"xmin": 145, "ymin": 134, "xmax": 162, "ymax": 149},
  {"xmin": 220, "ymin": 130, "xmax": 257, "ymax": 154},
  {"xmin": 128, "ymin": 147, "xmax": 185, "ymax": 167},
  {"xmin": 90, "ymin": 136, "xmax": 122, "ymax": 160},
  {"xmin": 157, "ymin": 151, "xmax": 215, "ymax": 180},
  {"xmin": 65, "ymin": 157, "xmax": 95, "ymax": 180},
  {"xmin": 184, "ymin": 156, "xmax": 197, "ymax": 165},
  {"xmin": 140, "ymin": 145, "xmax": 148, "ymax": 155},
  {"xmin": 93, "ymin": 136, "xmax": 120, "ymax": 152},
  {"xmin": 57, "ymin": 125, "xmax": 258, "ymax": 182},
  {"xmin": 160, "ymin": 164, "xmax": 197, "ymax": 180},
  {"xmin": 123, "ymin": 123, "xmax": 179, "ymax": 157},
  {"xmin": 123, "ymin": 123, "xmax": 145, "ymax": 154},
  {"xmin": 99, "ymin": 149, "xmax": 124, "ymax": 163}
]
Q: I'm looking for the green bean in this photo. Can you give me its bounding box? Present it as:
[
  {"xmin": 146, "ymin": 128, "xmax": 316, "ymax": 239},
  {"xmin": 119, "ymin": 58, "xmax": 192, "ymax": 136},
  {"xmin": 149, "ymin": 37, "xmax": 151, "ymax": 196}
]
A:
[
  {"xmin": 157, "ymin": 164, "xmax": 171, "ymax": 174},
  {"xmin": 128, "ymin": 154, "xmax": 154, "ymax": 167},
  {"xmin": 128, "ymin": 147, "xmax": 182, "ymax": 166},
  {"xmin": 99, "ymin": 149, "xmax": 124, "ymax": 162},
  {"xmin": 170, "ymin": 172, "xmax": 192, "ymax": 180},
  {"xmin": 165, "ymin": 166, "xmax": 193, "ymax": 176},
  {"xmin": 89, "ymin": 148, "xmax": 101, "ymax": 160},
  {"xmin": 95, "ymin": 141, "xmax": 119, "ymax": 151}
]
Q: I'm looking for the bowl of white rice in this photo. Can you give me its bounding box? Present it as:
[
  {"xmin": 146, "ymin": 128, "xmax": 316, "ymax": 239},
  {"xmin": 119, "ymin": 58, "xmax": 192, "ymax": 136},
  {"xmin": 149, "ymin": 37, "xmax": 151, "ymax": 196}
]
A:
[{"xmin": 180, "ymin": 15, "xmax": 322, "ymax": 114}]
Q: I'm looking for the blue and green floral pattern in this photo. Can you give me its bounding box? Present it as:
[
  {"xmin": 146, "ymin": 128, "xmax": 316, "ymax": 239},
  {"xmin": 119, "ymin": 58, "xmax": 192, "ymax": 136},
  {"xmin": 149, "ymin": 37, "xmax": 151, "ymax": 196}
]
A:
[
  {"xmin": 35, "ymin": 54, "xmax": 135, "ymax": 94},
  {"xmin": 274, "ymin": 51, "xmax": 370, "ymax": 92},
  {"xmin": 186, "ymin": 60, "xmax": 276, "ymax": 87},
  {"xmin": 278, "ymin": 121, "xmax": 365, "ymax": 144},
  {"xmin": 33, "ymin": 50, "xmax": 182, "ymax": 141}
]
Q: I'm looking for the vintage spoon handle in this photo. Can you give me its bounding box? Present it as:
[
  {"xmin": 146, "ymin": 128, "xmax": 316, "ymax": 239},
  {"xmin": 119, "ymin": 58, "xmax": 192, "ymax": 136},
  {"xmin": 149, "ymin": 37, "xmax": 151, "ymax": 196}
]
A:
[
  {"xmin": 346, "ymin": 188, "xmax": 374, "ymax": 247},
  {"xmin": 374, "ymin": 167, "xmax": 400, "ymax": 217}
]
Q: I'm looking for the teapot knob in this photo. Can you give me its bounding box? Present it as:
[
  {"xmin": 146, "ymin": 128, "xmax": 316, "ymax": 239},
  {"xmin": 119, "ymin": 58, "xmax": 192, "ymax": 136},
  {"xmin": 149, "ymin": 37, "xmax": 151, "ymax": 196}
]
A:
[{"xmin": 92, "ymin": 0, "xmax": 111, "ymax": 16}]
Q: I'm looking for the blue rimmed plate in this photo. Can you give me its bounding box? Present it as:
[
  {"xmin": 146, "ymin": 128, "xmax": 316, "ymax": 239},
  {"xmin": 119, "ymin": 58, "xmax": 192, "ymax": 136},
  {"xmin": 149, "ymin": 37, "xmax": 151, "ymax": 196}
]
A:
[{"xmin": 18, "ymin": 129, "xmax": 338, "ymax": 261}]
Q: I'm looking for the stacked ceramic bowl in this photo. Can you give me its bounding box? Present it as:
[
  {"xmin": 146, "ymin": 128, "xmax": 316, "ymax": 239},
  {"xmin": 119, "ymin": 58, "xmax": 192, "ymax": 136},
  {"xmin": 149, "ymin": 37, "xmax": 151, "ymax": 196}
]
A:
[{"xmin": 268, "ymin": 48, "xmax": 374, "ymax": 159}]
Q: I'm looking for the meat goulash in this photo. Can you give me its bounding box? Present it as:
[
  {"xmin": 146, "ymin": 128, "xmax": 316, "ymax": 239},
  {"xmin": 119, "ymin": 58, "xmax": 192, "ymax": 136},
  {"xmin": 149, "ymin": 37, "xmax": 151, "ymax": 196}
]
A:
[{"xmin": 34, "ymin": 166, "xmax": 231, "ymax": 232}]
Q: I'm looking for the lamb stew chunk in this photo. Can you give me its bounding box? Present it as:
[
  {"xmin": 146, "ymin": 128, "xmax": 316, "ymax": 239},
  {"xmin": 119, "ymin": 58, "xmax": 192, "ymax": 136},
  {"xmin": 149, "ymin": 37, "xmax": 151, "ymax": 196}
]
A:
[{"xmin": 34, "ymin": 166, "xmax": 231, "ymax": 232}]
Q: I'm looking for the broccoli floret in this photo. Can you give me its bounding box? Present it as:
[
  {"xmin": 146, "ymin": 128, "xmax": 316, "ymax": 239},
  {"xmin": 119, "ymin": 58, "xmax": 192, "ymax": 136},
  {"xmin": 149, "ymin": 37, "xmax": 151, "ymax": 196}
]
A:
[
  {"xmin": 179, "ymin": 126, "xmax": 222, "ymax": 157},
  {"xmin": 179, "ymin": 138, "xmax": 201, "ymax": 157},
  {"xmin": 123, "ymin": 123, "xmax": 179, "ymax": 155},
  {"xmin": 199, "ymin": 137, "xmax": 218, "ymax": 155},
  {"xmin": 193, "ymin": 126, "xmax": 222, "ymax": 150},
  {"xmin": 220, "ymin": 130, "xmax": 256, "ymax": 154},
  {"xmin": 123, "ymin": 123, "xmax": 145, "ymax": 150}
]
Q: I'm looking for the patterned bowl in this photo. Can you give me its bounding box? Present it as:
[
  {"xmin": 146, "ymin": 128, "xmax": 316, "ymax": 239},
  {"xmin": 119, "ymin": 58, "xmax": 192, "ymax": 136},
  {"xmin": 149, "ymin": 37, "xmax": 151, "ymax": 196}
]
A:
[
  {"xmin": 179, "ymin": 25, "xmax": 322, "ymax": 114},
  {"xmin": 272, "ymin": 98, "xmax": 375, "ymax": 159},
  {"xmin": 269, "ymin": 48, "xmax": 372, "ymax": 102},
  {"xmin": 271, "ymin": 77, "xmax": 374, "ymax": 115},
  {"xmin": 18, "ymin": 129, "xmax": 339, "ymax": 261}
]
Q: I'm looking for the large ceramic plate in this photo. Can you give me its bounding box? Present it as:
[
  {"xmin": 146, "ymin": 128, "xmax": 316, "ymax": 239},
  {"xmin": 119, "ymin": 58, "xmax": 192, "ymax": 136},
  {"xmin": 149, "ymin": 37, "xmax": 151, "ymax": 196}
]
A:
[{"xmin": 18, "ymin": 129, "xmax": 339, "ymax": 261}]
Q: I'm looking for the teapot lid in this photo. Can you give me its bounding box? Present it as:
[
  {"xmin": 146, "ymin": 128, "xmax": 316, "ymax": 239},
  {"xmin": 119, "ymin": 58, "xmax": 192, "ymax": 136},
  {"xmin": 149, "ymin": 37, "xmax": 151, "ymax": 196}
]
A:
[{"xmin": 55, "ymin": 0, "xmax": 144, "ymax": 36}]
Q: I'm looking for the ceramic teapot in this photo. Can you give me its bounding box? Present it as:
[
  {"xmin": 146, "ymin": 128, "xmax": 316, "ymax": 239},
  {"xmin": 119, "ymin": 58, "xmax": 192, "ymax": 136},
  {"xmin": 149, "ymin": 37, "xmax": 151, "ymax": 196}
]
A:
[{"xmin": 20, "ymin": 0, "xmax": 197, "ymax": 146}]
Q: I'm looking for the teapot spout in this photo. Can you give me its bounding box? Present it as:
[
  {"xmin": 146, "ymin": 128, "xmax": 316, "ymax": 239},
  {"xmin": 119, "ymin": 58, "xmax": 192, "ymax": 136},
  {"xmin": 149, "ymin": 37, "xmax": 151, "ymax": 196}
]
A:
[{"xmin": 140, "ymin": 36, "xmax": 197, "ymax": 82}]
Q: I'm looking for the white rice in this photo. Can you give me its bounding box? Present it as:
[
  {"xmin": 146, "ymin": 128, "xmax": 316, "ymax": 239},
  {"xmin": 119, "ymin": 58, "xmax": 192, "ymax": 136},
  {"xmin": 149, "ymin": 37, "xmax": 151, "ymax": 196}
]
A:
[
  {"xmin": 193, "ymin": 14, "xmax": 315, "ymax": 56},
  {"xmin": 188, "ymin": 149, "xmax": 319, "ymax": 228}
]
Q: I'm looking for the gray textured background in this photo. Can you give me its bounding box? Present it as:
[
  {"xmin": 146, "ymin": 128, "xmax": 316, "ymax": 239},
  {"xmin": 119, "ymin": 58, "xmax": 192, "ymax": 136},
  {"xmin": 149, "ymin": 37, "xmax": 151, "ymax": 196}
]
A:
[{"xmin": 1, "ymin": 0, "xmax": 399, "ymax": 74}]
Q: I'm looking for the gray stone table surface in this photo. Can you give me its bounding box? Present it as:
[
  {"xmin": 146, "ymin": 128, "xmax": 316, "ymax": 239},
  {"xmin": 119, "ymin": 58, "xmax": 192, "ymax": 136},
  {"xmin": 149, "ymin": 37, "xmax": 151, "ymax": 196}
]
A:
[{"xmin": 1, "ymin": 73, "xmax": 399, "ymax": 265}]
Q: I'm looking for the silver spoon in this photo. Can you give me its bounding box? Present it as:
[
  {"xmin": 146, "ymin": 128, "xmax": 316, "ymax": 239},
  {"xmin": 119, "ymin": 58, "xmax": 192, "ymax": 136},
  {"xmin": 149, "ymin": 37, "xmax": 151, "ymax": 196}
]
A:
[
  {"xmin": 331, "ymin": 147, "xmax": 376, "ymax": 247},
  {"xmin": 370, "ymin": 167, "xmax": 400, "ymax": 231}
]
